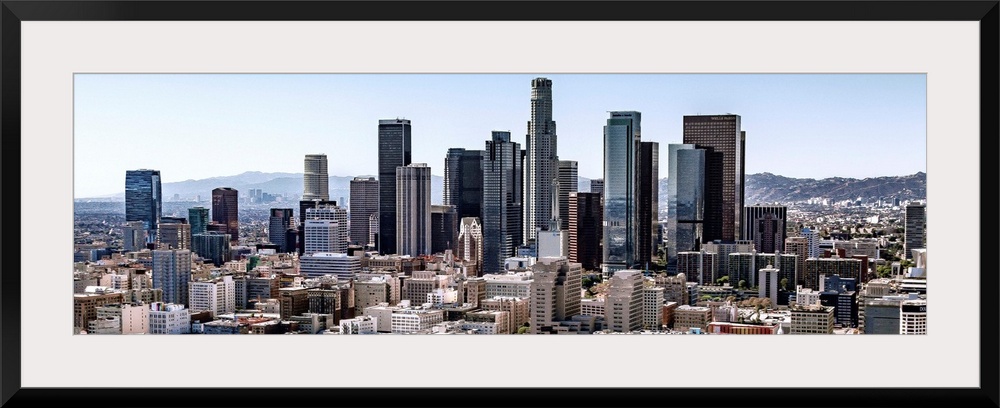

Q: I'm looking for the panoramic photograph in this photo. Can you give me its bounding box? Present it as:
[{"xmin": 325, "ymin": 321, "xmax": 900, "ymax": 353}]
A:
[{"xmin": 72, "ymin": 73, "xmax": 927, "ymax": 335}]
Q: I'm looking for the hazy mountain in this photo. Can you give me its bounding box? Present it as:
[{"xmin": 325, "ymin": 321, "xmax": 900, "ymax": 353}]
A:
[{"xmin": 80, "ymin": 171, "xmax": 925, "ymax": 207}]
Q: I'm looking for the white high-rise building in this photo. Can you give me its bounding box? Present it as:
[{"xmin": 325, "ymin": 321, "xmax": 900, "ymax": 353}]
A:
[
  {"xmin": 529, "ymin": 257, "xmax": 582, "ymax": 334},
  {"xmin": 299, "ymin": 252, "xmax": 362, "ymax": 279},
  {"xmin": 304, "ymin": 205, "xmax": 348, "ymax": 255},
  {"xmin": 148, "ymin": 302, "xmax": 191, "ymax": 334},
  {"xmin": 643, "ymin": 286, "xmax": 665, "ymax": 331},
  {"xmin": 900, "ymin": 299, "xmax": 927, "ymax": 335},
  {"xmin": 802, "ymin": 227, "xmax": 821, "ymax": 259},
  {"xmin": 524, "ymin": 78, "xmax": 558, "ymax": 244},
  {"xmin": 458, "ymin": 217, "xmax": 483, "ymax": 274},
  {"xmin": 187, "ymin": 275, "xmax": 236, "ymax": 317},
  {"xmin": 303, "ymin": 154, "xmax": 330, "ymax": 201},
  {"xmin": 605, "ymin": 270, "xmax": 644, "ymax": 332}
]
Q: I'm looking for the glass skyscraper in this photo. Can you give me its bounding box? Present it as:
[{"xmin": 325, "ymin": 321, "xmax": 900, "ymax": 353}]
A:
[
  {"xmin": 188, "ymin": 207, "xmax": 209, "ymax": 236},
  {"xmin": 378, "ymin": 118, "xmax": 412, "ymax": 255},
  {"xmin": 603, "ymin": 111, "xmax": 641, "ymax": 273},
  {"xmin": 682, "ymin": 115, "xmax": 745, "ymax": 243},
  {"xmin": 211, "ymin": 187, "xmax": 239, "ymax": 245},
  {"xmin": 482, "ymin": 131, "xmax": 523, "ymax": 274},
  {"xmin": 443, "ymin": 148, "xmax": 484, "ymax": 220},
  {"xmin": 667, "ymin": 144, "xmax": 706, "ymax": 269},
  {"xmin": 125, "ymin": 169, "xmax": 162, "ymax": 240}
]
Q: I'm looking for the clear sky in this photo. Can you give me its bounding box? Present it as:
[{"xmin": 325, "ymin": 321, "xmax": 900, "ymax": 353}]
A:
[{"xmin": 74, "ymin": 73, "xmax": 926, "ymax": 198}]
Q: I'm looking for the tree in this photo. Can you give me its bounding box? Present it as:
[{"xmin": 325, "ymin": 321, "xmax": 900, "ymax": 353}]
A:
[
  {"xmin": 516, "ymin": 326, "xmax": 530, "ymax": 334},
  {"xmin": 738, "ymin": 279, "xmax": 747, "ymax": 290},
  {"xmin": 716, "ymin": 276, "xmax": 729, "ymax": 285},
  {"xmin": 780, "ymin": 278, "xmax": 789, "ymax": 291},
  {"xmin": 876, "ymin": 264, "xmax": 893, "ymax": 278}
]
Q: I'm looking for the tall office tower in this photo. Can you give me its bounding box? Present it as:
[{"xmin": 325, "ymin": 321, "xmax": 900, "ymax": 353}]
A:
[
  {"xmin": 603, "ymin": 111, "xmax": 641, "ymax": 273},
  {"xmin": 125, "ymin": 169, "xmax": 162, "ymax": 240},
  {"xmin": 298, "ymin": 199, "xmax": 335, "ymax": 255},
  {"xmin": 801, "ymin": 227, "xmax": 820, "ymax": 258},
  {"xmin": 666, "ymin": 144, "xmax": 706, "ymax": 269},
  {"xmin": 590, "ymin": 179, "xmax": 604, "ymax": 201},
  {"xmin": 349, "ymin": 177, "xmax": 379, "ymax": 246},
  {"xmin": 556, "ymin": 160, "xmax": 578, "ymax": 231},
  {"xmin": 682, "ymin": 115, "xmax": 745, "ymax": 243},
  {"xmin": 378, "ymin": 118, "xmax": 412, "ymax": 255},
  {"xmin": 123, "ymin": 221, "xmax": 147, "ymax": 252},
  {"xmin": 304, "ymin": 204, "xmax": 349, "ymax": 255},
  {"xmin": 302, "ymin": 154, "xmax": 330, "ymax": 201},
  {"xmin": 211, "ymin": 187, "xmax": 239, "ymax": 245},
  {"xmin": 904, "ymin": 203, "xmax": 926, "ymax": 259},
  {"xmin": 637, "ymin": 141, "xmax": 659, "ymax": 268},
  {"xmin": 444, "ymin": 148, "xmax": 484, "ymax": 220},
  {"xmin": 188, "ymin": 207, "xmax": 209, "ymax": 235},
  {"xmin": 605, "ymin": 269, "xmax": 644, "ymax": 332},
  {"xmin": 524, "ymin": 77, "xmax": 558, "ymax": 243},
  {"xmin": 157, "ymin": 217, "xmax": 191, "ymax": 250},
  {"xmin": 743, "ymin": 205, "xmax": 787, "ymax": 253},
  {"xmin": 458, "ymin": 217, "xmax": 483, "ymax": 276},
  {"xmin": 151, "ymin": 249, "xmax": 192, "ymax": 306},
  {"xmin": 396, "ymin": 163, "xmax": 432, "ymax": 257},
  {"xmin": 568, "ymin": 192, "xmax": 603, "ymax": 271},
  {"xmin": 430, "ymin": 205, "xmax": 459, "ymax": 255},
  {"xmin": 268, "ymin": 208, "xmax": 294, "ymax": 253},
  {"xmin": 529, "ymin": 257, "xmax": 583, "ymax": 334},
  {"xmin": 482, "ymin": 131, "xmax": 524, "ymax": 274},
  {"xmin": 192, "ymin": 232, "xmax": 231, "ymax": 266},
  {"xmin": 784, "ymin": 237, "xmax": 809, "ymax": 286}
]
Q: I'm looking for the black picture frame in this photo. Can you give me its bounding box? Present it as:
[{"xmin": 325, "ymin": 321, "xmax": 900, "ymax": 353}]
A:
[{"xmin": 2, "ymin": 1, "xmax": 997, "ymax": 407}]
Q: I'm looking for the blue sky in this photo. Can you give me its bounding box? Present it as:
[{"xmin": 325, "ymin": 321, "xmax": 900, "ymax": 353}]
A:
[{"xmin": 74, "ymin": 73, "xmax": 926, "ymax": 198}]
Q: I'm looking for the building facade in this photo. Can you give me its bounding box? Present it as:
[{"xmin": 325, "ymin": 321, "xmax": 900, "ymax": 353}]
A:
[
  {"xmin": 443, "ymin": 148, "xmax": 484, "ymax": 220},
  {"xmin": 603, "ymin": 111, "xmax": 641, "ymax": 273},
  {"xmin": 396, "ymin": 163, "xmax": 432, "ymax": 257},
  {"xmin": 482, "ymin": 131, "xmax": 524, "ymax": 274},
  {"xmin": 524, "ymin": 77, "xmax": 558, "ymax": 244},
  {"xmin": 211, "ymin": 187, "xmax": 239, "ymax": 245},
  {"xmin": 303, "ymin": 154, "xmax": 330, "ymax": 201},
  {"xmin": 125, "ymin": 169, "xmax": 162, "ymax": 240},
  {"xmin": 378, "ymin": 118, "xmax": 413, "ymax": 255},
  {"xmin": 568, "ymin": 192, "xmax": 602, "ymax": 271},
  {"xmin": 349, "ymin": 176, "xmax": 379, "ymax": 247},
  {"xmin": 681, "ymin": 115, "xmax": 745, "ymax": 243}
]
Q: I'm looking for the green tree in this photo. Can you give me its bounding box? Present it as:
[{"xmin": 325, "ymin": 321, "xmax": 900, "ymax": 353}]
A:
[
  {"xmin": 780, "ymin": 278, "xmax": 789, "ymax": 291},
  {"xmin": 516, "ymin": 326, "xmax": 530, "ymax": 334},
  {"xmin": 738, "ymin": 279, "xmax": 747, "ymax": 290},
  {"xmin": 876, "ymin": 264, "xmax": 893, "ymax": 278},
  {"xmin": 716, "ymin": 275, "xmax": 729, "ymax": 285}
]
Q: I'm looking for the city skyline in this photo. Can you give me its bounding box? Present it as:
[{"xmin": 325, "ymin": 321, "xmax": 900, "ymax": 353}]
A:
[{"xmin": 74, "ymin": 73, "xmax": 926, "ymax": 198}]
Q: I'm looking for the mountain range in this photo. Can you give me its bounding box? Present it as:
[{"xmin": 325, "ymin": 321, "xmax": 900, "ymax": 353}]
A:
[{"xmin": 79, "ymin": 171, "xmax": 926, "ymax": 206}]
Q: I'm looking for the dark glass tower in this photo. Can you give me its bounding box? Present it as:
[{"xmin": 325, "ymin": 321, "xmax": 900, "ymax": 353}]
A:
[
  {"xmin": 482, "ymin": 131, "xmax": 523, "ymax": 274},
  {"xmin": 125, "ymin": 169, "xmax": 162, "ymax": 240},
  {"xmin": 568, "ymin": 192, "xmax": 602, "ymax": 271},
  {"xmin": 743, "ymin": 205, "xmax": 787, "ymax": 253},
  {"xmin": 682, "ymin": 115, "xmax": 745, "ymax": 243},
  {"xmin": 378, "ymin": 118, "xmax": 412, "ymax": 255},
  {"xmin": 603, "ymin": 111, "xmax": 640, "ymax": 273},
  {"xmin": 188, "ymin": 206, "xmax": 210, "ymax": 236},
  {"xmin": 444, "ymin": 148, "xmax": 484, "ymax": 220},
  {"xmin": 637, "ymin": 141, "xmax": 659, "ymax": 269},
  {"xmin": 269, "ymin": 208, "xmax": 295, "ymax": 253},
  {"xmin": 211, "ymin": 187, "xmax": 239, "ymax": 245},
  {"xmin": 666, "ymin": 144, "xmax": 706, "ymax": 269},
  {"xmin": 349, "ymin": 177, "xmax": 379, "ymax": 246}
]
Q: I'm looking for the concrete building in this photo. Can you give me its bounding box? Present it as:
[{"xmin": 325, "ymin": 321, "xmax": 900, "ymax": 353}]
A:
[
  {"xmin": 339, "ymin": 316, "xmax": 378, "ymax": 334},
  {"xmin": 529, "ymin": 257, "xmax": 583, "ymax": 334},
  {"xmin": 299, "ymin": 252, "xmax": 361, "ymax": 279},
  {"xmin": 677, "ymin": 250, "xmax": 717, "ymax": 285},
  {"xmin": 758, "ymin": 265, "xmax": 780, "ymax": 306},
  {"xmin": 93, "ymin": 303, "xmax": 149, "ymax": 334},
  {"xmin": 483, "ymin": 271, "xmax": 534, "ymax": 299},
  {"xmin": 152, "ymin": 249, "xmax": 192, "ymax": 307},
  {"xmin": 674, "ymin": 305, "xmax": 711, "ymax": 332},
  {"xmin": 187, "ymin": 275, "xmax": 236, "ymax": 317},
  {"xmin": 481, "ymin": 296, "xmax": 530, "ymax": 332},
  {"xmin": 784, "ymin": 237, "xmax": 809, "ymax": 286},
  {"xmin": 355, "ymin": 276, "xmax": 391, "ymax": 311},
  {"xmin": 605, "ymin": 270, "xmax": 644, "ymax": 332},
  {"xmin": 804, "ymin": 257, "xmax": 863, "ymax": 290},
  {"xmin": 391, "ymin": 307, "xmax": 445, "ymax": 334},
  {"xmin": 801, "ymin": 227, "xmax": 821, "ymax": 259},
  {"xmin": 536, "ymin": 229, "xmax": 567, "ymax": 258},
  {"xmin": 643, "ymin": 286, "xmax": 665, "ymax": 331},
  {"xmin": 148, "ymin": 302, "xmax": 191, "ymax": 334},
  {"xmin": 268, "ymin": 208, "xmax": 295, "ymax": 253},
  {"xmin": 302, "ymin": 154, "xmax": 330, "ymax": 201},
  {"xmin": 900, "ymin": 299, "xmax": 927, "ymax": 335},
  {"xmin": 656, "ymin": 273, "xmax": 690, "ymax": 306},
  {"xmin": 396, "ymin": 163, "xmax": 432, "ymax": 257},
  {"xmin": 556, "ymin": 160, "xmax": 578, "ymax": 231},
  {"xmin": 789, "ymin": 303, "xmax": 834, "ymax": 334},
  {"xmin": 464, "ymin": 310, "xmax": 511, "ymax": 335},
  {"xmin": 742, "ymin": 205, "xmax": 787, "ymax": 253},
  {"xmin": 157, "ymin": 220, "xmax": 191, "ymax": 250},
  {"xmin": 278, "ymin": 287, "xmax": 310, "ymax": 320},
  {"xmin": 580, "ymin": 298, "xmax": 606, "ymax": 317},
  {"xmin": 304, "ymin": 205, "xmax": 349, "ymax": 255}
]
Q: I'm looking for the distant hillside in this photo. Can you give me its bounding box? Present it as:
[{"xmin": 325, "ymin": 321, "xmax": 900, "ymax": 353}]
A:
[
  {"xmin": 658, "ymin": 172, "xmax": 926, "ymax": 205},
  {"xmin": 81, "ymin": 171, "xmax": 925, "ymax": 207}
]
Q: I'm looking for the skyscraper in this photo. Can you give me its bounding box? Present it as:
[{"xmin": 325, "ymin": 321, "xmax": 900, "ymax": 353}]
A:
[
  {"xmin": 443, "ymin": 148, "xmax": 484, "ymax": 220},
  {"xmin": 211, "ymin": 187, "xmax": 239, "ymax": 245},
  {"xmin": 396, "ymin": 163, "xmax": 432, "ymax": 257},
  {"xmin": 268, "ymin": 208, "xmax": 294, "ymax": 253},
  {"xmin": 349, "ymin": 177, "xmax": 379, "ymax": 247},
  {"xmin": 904, "ymin": 203, "xmax": 926, "ymax": 259},
  {"xmin": 556, "ymin": 160, "xmax": 578, "ymax": 231},
  {"xmin": 743, "ymin": 205, "xmax": 787, "ymax": 254},
  {"xmin": 637, "ymin": 141, "xmax": 659, "ymax": 268},
  {"xmin": 524, "ymin": 77, "xmax": 557, "ymax": 244},
  {"xmin": 458, "ymin": 217, "xmax": 483, "ymax": 276},
  {"xmin": 303, "ymin": 154, "xmax": 330, "ymax": 201},
  {"xmin": 568, "ymin": 192, "xmax": 602, "ymax": 271},
  {"xmin": 125, "ymin": 169, "xmax": 162, "ymax": 240},
  {"xmin": 188, "ymin": 207, "xmax": 209, "ymax": 236},
  {"xmin": 192, "ymin": 232, "xmax": 231, "ymax": 267},
  {"xmin": 603, "ymin": 111, "xmax": 641, "ymax": 273},
  {"xmin": 430, "ymin": 205, "xmax": 459, "ymax": 255},
  {"xmin": 682, "ymin": 115, "xmax": 745, "ymax": 243},
  {"xmin": 666, "ymin": 144, "xmax": 706, "ymax": 269},
  {"xmin": 157, "ymin": 217, "xmax": 191, "ymax": 250},
  {"xmin": 482, "ymin": 131, "xmax": 524, "ymax": 274},
  {"xmin": 304, "ymin": 204, "xmax": 349, "ymax": 255},
  {"xmin": 378, "ymin": 118, "xmax": 412, "ymax": 255},
  {"xmin": 152, "ymin": 249, "xmax": 192, "ymax": 306},
  {"xmin": 298, "ymin": 198, "xmax": 335, "ymax": 255},
  {"xmin": 589, "ymin": 179, "xmax": 604, "ymax": 203}
]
